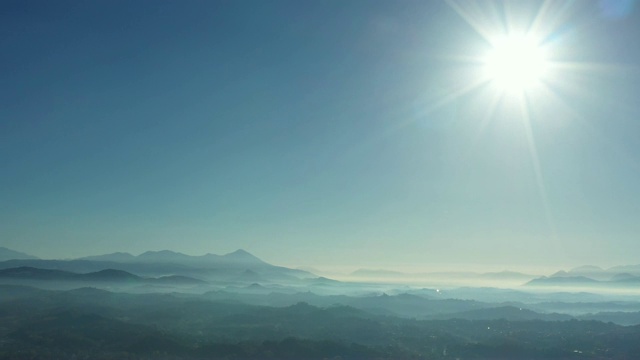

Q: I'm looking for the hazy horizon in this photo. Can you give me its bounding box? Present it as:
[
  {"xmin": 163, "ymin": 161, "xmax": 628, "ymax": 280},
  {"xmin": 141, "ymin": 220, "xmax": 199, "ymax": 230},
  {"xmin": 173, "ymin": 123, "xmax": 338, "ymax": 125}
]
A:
[
  {"xmin": 2, "ymin": 245, "xmax": 628, "ymax": 276},
  {"xmin": 3, "ymin": 1, "xmax": 640, "ymax": 271}
]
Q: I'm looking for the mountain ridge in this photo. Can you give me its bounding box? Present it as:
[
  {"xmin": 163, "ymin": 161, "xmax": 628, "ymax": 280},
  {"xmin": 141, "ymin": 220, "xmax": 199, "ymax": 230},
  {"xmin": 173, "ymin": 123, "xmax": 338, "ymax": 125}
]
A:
[
  {"xmin": 0, "ymin": 249, "xmax": 315, "ymax": 282},
  {"xmin": 0, "ymin": 247, "xmax": 38, "ymax": 261},
  {"xmin": 79, "ymin": 248, "xmax": 266, "ymax": 265},
  {"xmin": 0, "ymin": 266, "xmax": 205, "ymax": 285}
]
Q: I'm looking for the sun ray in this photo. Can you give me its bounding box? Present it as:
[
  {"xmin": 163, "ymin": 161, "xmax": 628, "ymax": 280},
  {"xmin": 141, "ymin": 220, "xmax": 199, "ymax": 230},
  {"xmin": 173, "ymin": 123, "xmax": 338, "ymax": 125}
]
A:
[
  {"xmin": 527, "ymin": 0, "xmax": 576, "ymax": 43},
  {"xmin": 446, "ymin": 0, "xmax": 580, "ymax": 242},
  {"xmin": 528, "ymin": 0, "xmax": 555, "ymax": 36},
  {"xmin": 421, "ymin": 77, "xmax": 489, "ymax": 116},
  {"xmin": 465, "ymin": 87, "xmax": 504, "ymax": 157},
  {"xmin": 446, "ymin": 0, "xmax": 502, "ymax": 45},
  {"xmin": 518, "ymin": 92, "xmax": 557, "ymax": 239}
]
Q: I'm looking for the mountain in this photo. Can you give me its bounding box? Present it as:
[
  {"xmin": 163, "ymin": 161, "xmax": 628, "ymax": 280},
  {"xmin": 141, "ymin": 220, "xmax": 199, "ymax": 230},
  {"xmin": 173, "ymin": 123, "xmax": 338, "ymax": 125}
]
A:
[
  {"xmin": 137, "ymin": 250, "xmax": 194, "ymax": 263},
  {"xmin": 81, "ymin": 269, "xmax": 142, "ymax": 282},
  {"xmin": 0, "ymin": 266, "xmax": 142, "ymax": 282},
  {"xmin": 151, "ymin": 275, "xmax": 208, "ymax": 285},
  {"xmin": 0, "ymin": 266, "xmax": 206, "ymax": 286},
  {"xmin": 308, "ymin": 276, "xmax": 342, "ymax": 284},
  {"xmin": 432, "ymin": 306, "xmax": 573, "ymax": 321},
  {"xmin": 219, "ymin": 249, "xmax": 267, "ymax": 264},
  {"xmin": 79, "ymin": 249, "xmax": 267, "ymax": 267},
  {"xmin": 525, "ymin": 276, "xmax": 600, "ymax": 287},
  {"xmin": 0, "ymin": 247, "xmax": 38, "ymax": 261},
  {"xmin": 611, "ymin": 274, "xmax": 640, "ymax": 284},
  {"xmin": 233, "ymin": 269, "xmax": 267, "ymax": 283},
  {"xmin": 0, "ymin": 249, "xmax": 315, "ymax": 283},
  {"xmin": 525, "ymin": 273, "xmax": 640, "ymax": 289},
  {"xmin": 0, "ymin": 266, "xmax": 77, "ymax": 280},
  {"xmin": 608, "ymin": 264, "xmax": 640, "ymax": 276},
  {"xmin": 0, "ymin": 259, "xmax": 199, "ymax": 278},
  {"xmin": 609, "ymin": 273, "xmax": 638, "ymax": 282},
  {"xmin": 579, "ymin": 311, "xmax": 640, "ymax": 326},
  {"xmin": 567, "ymin": 265, "xmax": 609, "ymax": 280},
  {"xmin": 551, "ymin": 264, "xmax": 640, "ymax": 279},
  {"xmin": 550, "ymin": 270, "xmax": 570, "ymax": 277}
]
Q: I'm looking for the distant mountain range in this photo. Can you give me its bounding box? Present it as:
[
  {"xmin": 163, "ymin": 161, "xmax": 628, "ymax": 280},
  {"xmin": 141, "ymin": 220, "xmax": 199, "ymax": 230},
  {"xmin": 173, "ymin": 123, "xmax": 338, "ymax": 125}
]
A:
[
  {"xmin": 429, "ymin": 305, "xmax": 572, "ymax": 322},
  {"xmin": 3, "ymin": 246, "xmax": 640, "ymax": 289},
  {"xmin": 554, "ymin": 264, "xmax": 640, "ymax": 281},
  {"xmin": 0, "ymin": 248, "xmax": 315, "ymax": 283},
  {"xmin": 0, "ymin": 266, "xmax": 207, "ymax": 285},
  {"xmin": 0, "ymin": 247, "xmax": 38, "ymax": 261},
  {"xmin": 525, "ymin": 267, "xmax": 640, "ymax": 287},
  {"xmin": 80, "ymin": 249, "xmax": 266, "ymax": 265}
]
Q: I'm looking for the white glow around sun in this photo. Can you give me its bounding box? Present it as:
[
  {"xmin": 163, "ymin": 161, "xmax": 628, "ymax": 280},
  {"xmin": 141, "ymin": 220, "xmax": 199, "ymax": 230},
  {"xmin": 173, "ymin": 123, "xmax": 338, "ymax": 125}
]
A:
[{"xmin": 483, "ymin": 35, "xmax": 549, "ymax": 92}]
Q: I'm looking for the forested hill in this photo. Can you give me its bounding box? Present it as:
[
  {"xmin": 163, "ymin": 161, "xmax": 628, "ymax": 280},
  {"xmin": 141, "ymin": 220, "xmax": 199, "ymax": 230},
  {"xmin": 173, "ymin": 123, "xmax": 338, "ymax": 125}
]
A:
[{"xmin": 1, "ymin": 285, "xmax": 640, "ymax": 359}]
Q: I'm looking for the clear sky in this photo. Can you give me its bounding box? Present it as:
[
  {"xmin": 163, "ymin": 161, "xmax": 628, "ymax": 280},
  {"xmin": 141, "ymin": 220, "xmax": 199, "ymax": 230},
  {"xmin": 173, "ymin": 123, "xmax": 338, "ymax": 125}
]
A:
[{"xmin": 2, "ymin": 0, "xmax": 640, "ymax": 272}]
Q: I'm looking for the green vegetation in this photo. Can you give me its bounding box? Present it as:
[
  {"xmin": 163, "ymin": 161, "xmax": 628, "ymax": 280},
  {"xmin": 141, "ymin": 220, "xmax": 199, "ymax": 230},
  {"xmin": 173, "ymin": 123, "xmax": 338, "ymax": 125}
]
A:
[{"xmin": 1, "ymin": 286, "xmax": 640, "ymax": 359}]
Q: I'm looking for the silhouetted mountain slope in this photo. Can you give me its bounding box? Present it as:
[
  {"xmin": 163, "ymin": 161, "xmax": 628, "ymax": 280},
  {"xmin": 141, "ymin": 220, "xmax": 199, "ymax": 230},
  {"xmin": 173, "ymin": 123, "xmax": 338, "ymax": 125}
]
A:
[
  {"xmin": 79, "ymin": 249, "xmax": 267, "ymax": 266},
  {"xmin": 610, "ymin": 273, "xmax": 637, "ymax": 281},
  {"xmin": 526, "ymin": 274, "xmax": 640, "ymax": 288},
  {"xmin": 525, "ymin": 276, "xmax": 600, "ymax": 286},
  {"xmin": 152, "ymin": 275, "xmax": 208, "ymax": 285},
  {"xmin": 24, "ymin": 249, "xmax": 315, "ymax": 282},
  {"xmin": 563, "ymin": 264, "xmax": 640, "ymax": 278},
  {"xmin": 568, "ymin": 265, "xmax": 606, "ymax": 279},
  {"xmin": 0, "ymin": 266, "xmax": 205, "ymax": 285},
  {"xmin": 607, "ymin": 264, "xmax": 640, "ymax": 275},
  {"xmin": 579, "ymin": 311, "xmax": 640, "ymax": 326},
  {"xmin": 0, "ymin": 266, "xmax": 78, "ymax": 280},
  {"xmin": 0, "ymin": 247, "xmax": 38, "ymax": 261},
  {"xmin": 137, "ymin": 250, "xmax": 194, "ymax": 263},
  {"xmin": 220, "ymin": 249, "xmax": 266, "ymax": 264},
  {"xmin": 0, "ymin": 258, "xmax": 198, "ymax": 277},
  {"xmin": 0, "ymin": 254, "xmax": 314, "ymax": 282},
  {"xmin": 611, "ymin": 275, "xmax": 640, "ymax": 283},
  {"xmin": 82, "ymin": 269, "xmax": 142, "ymax": 282},
  {"xmin": 233, "ymin": 269, "xmax": 267, "ymax": 283},
  {"xmin": 431, "ymin": 306, "xmax": 572, "ymax": 321},
  {"xmin": 0, "ymin": 266, "xmax": 141, "ymax": 282},
  {"xmin": 307, "ymin": 276, "xmax": 342, "ymax": 285}
]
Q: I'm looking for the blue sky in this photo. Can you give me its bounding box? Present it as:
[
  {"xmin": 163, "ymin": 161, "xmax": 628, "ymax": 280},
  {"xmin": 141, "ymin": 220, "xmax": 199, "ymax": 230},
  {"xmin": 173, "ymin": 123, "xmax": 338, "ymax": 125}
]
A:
[{"xmin": 2, "ymin": 0, "xmax": 640, "ymax": 271}]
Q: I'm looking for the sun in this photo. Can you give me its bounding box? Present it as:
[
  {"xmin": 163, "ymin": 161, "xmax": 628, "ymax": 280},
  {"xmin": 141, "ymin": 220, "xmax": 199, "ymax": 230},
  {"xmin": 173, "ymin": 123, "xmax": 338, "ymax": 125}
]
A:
[{"xmin": 483, "ymin": 35, "xmax": 549, "ymax": 93}]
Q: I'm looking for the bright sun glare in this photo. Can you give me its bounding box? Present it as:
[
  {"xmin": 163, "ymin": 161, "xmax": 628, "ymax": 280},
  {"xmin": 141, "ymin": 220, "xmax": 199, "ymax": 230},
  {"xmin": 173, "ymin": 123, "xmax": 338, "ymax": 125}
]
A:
[{"xmin": 483, "ymin": 36, "xmax": 549, "ymax": 92}]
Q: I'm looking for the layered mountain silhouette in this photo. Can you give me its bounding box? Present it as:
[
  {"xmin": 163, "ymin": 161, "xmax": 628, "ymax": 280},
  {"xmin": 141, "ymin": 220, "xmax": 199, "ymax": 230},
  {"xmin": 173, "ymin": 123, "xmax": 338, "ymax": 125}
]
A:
[
  {"xmin": 3, "ymin": 246, "xmax": 640, "ymax": 290},
  {"xmin": 0, "ymin": 266, "xmax": 206, "ymax": 285},
  {"xmin": 429, "ymin": 306, "xmax": 572, "ymax": 322},
  {"xmin": 0, "ymin": 247, "xmax": 38, "ymax": 261},
  {"xmin": 525, "ymin": 271, "xmax": 640, "ymax": 288},
  {"xmin": 79, "ymin": 249, "xmax": 266, "ymax": 265},
  {"xmin": 0, "ymin": 248, "xmax": 314, "ymax": 283}
]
